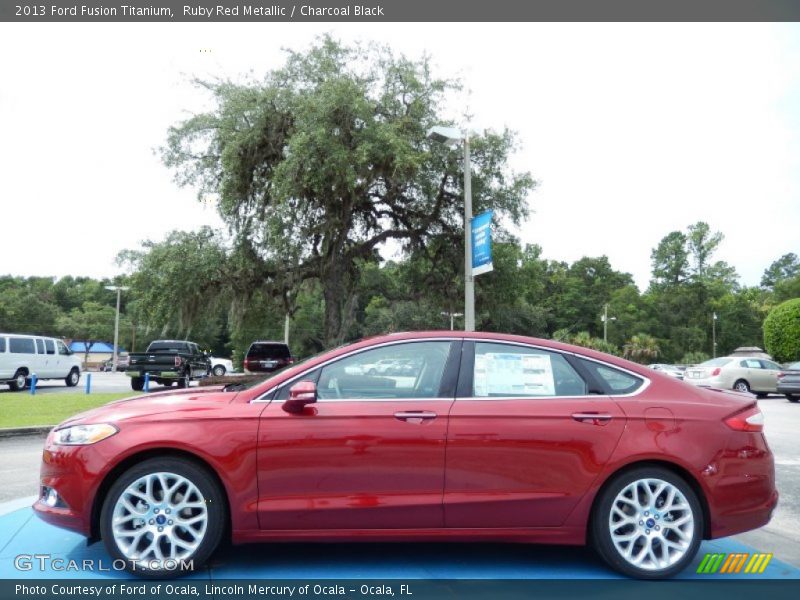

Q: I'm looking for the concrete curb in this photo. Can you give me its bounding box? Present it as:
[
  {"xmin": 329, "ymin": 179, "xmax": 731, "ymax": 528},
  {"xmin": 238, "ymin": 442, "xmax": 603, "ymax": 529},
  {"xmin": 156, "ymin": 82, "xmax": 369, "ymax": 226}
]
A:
[{"xmin": 0, "ymin": 426, "xmax": 51, "ymax": 439}]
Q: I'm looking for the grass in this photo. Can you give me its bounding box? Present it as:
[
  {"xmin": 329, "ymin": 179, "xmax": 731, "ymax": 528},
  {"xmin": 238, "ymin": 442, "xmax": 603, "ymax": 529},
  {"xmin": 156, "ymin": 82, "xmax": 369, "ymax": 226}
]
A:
[{"xmin": 0, "ymin": 392, "xmax": 142, "ymax": 429}]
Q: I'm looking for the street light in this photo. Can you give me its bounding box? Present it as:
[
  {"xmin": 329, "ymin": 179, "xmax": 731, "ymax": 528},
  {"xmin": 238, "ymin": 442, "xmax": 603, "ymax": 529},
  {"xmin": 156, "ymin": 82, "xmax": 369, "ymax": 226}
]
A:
[
  {"xmin": 105, "ymin": 285, "xmax": 130, "ymax": 373},
  {"xmin": 427, "ymin": 125, "xmax": 475, "ymax": 332},
  {"xmin": 712, "ymin": 312, "xmax": 718, "ymax": 358},
  {"xmin": 601, "ymin": 303, "xmax": 616, "ymax": 343},
  {"xmin": 440, "ymin": 311, "xmax": 464, "ymax": 331}
]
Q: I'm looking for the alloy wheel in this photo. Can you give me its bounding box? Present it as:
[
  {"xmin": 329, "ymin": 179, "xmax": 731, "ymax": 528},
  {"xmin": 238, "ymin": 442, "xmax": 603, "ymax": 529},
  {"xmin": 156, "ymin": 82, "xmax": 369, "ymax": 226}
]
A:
[
  {"xmin": 111, "ymin": 472, "xmax": 208, "ymax": 565},
  {"xmin": 608, "ymin": 478, "xmax": 695, "ymax": 571}
]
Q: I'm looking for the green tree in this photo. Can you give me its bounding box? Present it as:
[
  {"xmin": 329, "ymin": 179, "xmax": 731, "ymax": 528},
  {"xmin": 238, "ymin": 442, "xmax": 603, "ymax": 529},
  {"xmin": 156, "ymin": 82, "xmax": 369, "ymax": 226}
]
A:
[
  {"xmin": 623, "ymin": 334, "xmax": 661, "ymax": 364},
  {"xmin": 56, "ymin": 302, "xmax": 119, "ymax": 366},
  {"xmin": 763, "ymin": 298, "xmax": 800, "ymax": 363},
  {"xmin": 161, "ymin": 36, "xmax": 534, "ymax": 347},
  {"xmin": 761, "ymin": 253, "xmax": 800, "ymax": 290}
]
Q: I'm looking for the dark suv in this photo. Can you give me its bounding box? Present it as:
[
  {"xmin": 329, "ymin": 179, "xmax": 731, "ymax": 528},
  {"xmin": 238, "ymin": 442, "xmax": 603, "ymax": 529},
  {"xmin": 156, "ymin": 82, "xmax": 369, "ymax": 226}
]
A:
[{"xmin": 244, "ymin": 341, "xmax": 293, "ymax": 373}]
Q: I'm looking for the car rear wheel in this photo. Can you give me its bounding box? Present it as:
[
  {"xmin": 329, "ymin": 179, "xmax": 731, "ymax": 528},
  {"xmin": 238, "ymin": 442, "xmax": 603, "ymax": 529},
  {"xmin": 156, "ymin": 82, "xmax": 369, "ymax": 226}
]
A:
[
  {"xmin": 131, "ymin": 377, "xmax": 144, "ymax": 392},
  {"xmin": 733, "ymin": 379, "xmax": 751, "ymax": 394},
  {"xmin": 212, "ymin": 365, "xmax": 226, "ymax": 377},
  {"xmin": 8, "ymin": 370, "xmax": 27, "ymax": 392},
  {"xmin": 100, "ymin": 457, "xmax": 225, "ymax": 577},
  {"xmin": 787, "ymin": 394, "xmax": 799, "ymax": 403},
  {"xmin": 65, "ymin": 368, "xmax": 80, "ymax": 387},
  {"xmin": 592, "ymin": 467, "xmax": 703, "ymax": 579}
]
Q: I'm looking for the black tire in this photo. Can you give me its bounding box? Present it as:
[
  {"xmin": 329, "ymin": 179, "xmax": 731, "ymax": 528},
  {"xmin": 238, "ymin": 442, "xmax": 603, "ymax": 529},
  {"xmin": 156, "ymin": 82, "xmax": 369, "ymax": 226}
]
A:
[
  {"xmin": 733, "ymin": 379, "xmax": 751, "ymax": 394},
  {"xmin": 65, "ymin": 368, "xmax": 80, "ymax": 387},
  {"xmin": 99, "ymin": 457, "xmax": 226, "ymax": 578},
  {"xmin": 131, "ymin": 377, "xmax": 144, "ymax": 392},
  {"xmin": 212, "ymin": 365, "xmax": 226, "ymax": 377},
  {"xmin": 8, "ymin": 370, "xmax": 28, "ymax": 392},
  {"xmin": 591, "ymin": 466, "xmax": 703, "ymax": 579},
  {"xmin": 787, "ymin": 394, "xmax": 799, "ymax": 403}
]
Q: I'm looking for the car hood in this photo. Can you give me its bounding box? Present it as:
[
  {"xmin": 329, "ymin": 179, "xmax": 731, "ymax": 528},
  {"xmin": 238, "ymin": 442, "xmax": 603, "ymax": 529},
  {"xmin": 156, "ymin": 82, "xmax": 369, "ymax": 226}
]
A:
[{"xmin": 55, "ymin": 386, "xmax": 231, "ymax": 428}]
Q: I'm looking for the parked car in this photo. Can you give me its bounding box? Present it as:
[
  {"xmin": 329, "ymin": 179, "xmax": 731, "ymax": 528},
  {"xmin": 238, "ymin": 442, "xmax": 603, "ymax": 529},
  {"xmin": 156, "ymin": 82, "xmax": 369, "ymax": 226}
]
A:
[
  {"xmin": 125, "ymin": 340, "xmax": 211, "ymax": 391},
  {"xmin": 683, "ymin": 356, "xmax": 783, "ymax": 397},
  {"xmin": 777, "ymin": 361, "xmax": 800, "ymax": 403},
  {"xmin": 243, "ymin": 341, "xmax": 293, "ymax": 373},
  {"xmin": 34, "ymin": 331, "xmax": 776, "ymax": 579},
  {"xmin": 0, "ymin": 333, "xmax": 81, "ymax": 391},
  {"xmin": 209, "ymin": 356, "xmax": 234, "ymax": 377},
  {"xmin": 648, "ymin": 363, "xmax": 684, "ymax": 380},
  {"xmin": 98, "ymin": 356, "xmax": 130, "ymax": 372}
]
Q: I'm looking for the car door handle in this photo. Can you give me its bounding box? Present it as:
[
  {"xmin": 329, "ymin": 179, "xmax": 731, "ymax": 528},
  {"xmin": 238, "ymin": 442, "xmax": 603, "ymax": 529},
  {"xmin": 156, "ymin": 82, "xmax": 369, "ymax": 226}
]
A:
[
  {"xmin": 394, "ymin": 411, "xmax": 437, "ymax": 421},
  {"xmin": 571, "ymin": 412, "xmax": 613, "ymax": 425}
]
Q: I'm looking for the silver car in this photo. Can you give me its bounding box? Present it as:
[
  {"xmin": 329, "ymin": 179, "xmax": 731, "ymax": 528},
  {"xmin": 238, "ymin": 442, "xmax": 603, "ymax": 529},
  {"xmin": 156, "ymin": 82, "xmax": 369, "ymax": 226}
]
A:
[{"xmin": 684, "ymin": 356, "xmax": 782, "ymax": 397}]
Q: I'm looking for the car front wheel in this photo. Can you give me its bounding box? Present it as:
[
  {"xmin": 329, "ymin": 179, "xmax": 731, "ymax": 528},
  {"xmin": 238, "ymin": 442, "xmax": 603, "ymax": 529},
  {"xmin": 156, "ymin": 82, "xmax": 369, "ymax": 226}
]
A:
[
  {"xmin": 65, "ymin": 368, "xmax": 80, "ymax": 387},
  {"xmin": 99, "ymin": 457, "xmax": 225, "ymax": 577},
  {"xmin": 592, "ymin": 467, "xmax": 703, "ymax": 579},
  {"xmin": 212, "ymin": 365, "xmax": 226, "ymax": 377}
]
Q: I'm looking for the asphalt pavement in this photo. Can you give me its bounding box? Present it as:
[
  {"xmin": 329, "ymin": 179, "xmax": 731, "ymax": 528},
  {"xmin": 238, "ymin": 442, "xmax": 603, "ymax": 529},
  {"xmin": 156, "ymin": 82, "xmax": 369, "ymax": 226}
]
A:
[{"xmin": 0, "ymin": 371, "xmax": 182, "ymax": 396}]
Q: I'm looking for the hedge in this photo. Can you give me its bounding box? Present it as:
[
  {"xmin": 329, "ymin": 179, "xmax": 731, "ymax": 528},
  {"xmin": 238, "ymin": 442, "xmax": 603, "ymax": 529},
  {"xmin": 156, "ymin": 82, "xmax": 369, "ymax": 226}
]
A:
[{"xmin": 763, "ymin": 298, "xmax": 800, "ymax": 363}]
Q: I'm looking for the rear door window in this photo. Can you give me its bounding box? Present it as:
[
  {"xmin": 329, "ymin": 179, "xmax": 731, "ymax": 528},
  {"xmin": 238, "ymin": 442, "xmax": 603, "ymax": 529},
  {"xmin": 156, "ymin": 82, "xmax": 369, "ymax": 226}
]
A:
[
  {"xmin": 472, "ymin": 342, "xmax": 587, "ymax": 398},
  {"xmin": 9, "ymin": 337, "xmax": 35, "ymax": 354},
  {"xmin": 45, "ymin": 339, "xmax": 55, "ymax": 355},
  {"xmin": 35, "ymin": 339, "xmax": 45, "ymax": 354},
  {"xmin": 0, "ymin": 337, "xmax": 5, "ymax": 353}
]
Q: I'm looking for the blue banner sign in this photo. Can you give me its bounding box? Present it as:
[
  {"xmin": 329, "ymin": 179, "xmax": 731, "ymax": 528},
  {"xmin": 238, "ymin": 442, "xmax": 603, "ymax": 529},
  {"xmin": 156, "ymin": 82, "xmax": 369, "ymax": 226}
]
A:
[{"xmin": 471, "ymin": 210, "xmax": 494, "ymax": 276}]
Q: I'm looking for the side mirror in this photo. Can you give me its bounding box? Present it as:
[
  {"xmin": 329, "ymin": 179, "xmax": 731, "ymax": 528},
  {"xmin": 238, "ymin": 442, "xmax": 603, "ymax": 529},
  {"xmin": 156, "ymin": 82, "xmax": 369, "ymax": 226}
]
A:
[{"xmin": 283, "ymin": 380, "xmax": 317, "ymax": 413}]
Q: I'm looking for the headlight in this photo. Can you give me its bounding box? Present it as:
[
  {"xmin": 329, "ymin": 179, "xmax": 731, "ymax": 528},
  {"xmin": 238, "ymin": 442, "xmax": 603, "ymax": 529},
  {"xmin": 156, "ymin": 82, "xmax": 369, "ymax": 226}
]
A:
[{"xmin": 53, "ymin": 424, "xmax": 118, "ymax": 445}]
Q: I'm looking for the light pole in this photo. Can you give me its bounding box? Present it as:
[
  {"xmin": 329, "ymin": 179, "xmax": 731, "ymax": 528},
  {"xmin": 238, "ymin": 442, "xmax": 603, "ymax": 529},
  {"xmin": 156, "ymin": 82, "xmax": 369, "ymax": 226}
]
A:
[
  {"xmin": 712, "ymin": 312, "xmax": 718, "ymax": 358},
  {"xmin": 441, "ymin": 311, "xmax": 464, "ymax": 331},
  {"xmin": 601, "ymin": 303, "xmax": 616, "ymax": 343},
  {"xmin": 427, "ymin": 125, "xmax": 474, "ymax": 332},
  {"xmin": 105, "ymin": 285, "xmax": 130, "ymax": 372}
]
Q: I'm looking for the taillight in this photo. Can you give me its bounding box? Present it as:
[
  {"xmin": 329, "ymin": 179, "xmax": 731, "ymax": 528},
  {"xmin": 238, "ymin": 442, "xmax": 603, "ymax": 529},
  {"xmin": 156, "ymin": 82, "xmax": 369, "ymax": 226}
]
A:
[
  {"xmin": 711, "ymin": 367, "xmax": 721, "ymax": 377},
  {"xmin": 243, "ymin": 358, "xmax": 251, "ymax": 369},
  {"xmin": 724, "ymin": 406, "xmax": 764, "ymax": 432},
  {"xmin": 174, "ymin": 356, "xmax": 183, "ymax": 367},
  {"xmin": 777, "ymin": 372, "xmax": 785, "ymax": 380},
  {"xmin": 288, "ymin": 358, "xmax": 295, "ymax": 364}
]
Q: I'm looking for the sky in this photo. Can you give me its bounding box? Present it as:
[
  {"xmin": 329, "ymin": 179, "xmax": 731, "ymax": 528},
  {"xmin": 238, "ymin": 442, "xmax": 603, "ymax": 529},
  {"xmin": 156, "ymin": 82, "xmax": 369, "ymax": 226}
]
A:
[{"xmin": 0, "ymin": 22, "xmax": 798, "ymax": 290}]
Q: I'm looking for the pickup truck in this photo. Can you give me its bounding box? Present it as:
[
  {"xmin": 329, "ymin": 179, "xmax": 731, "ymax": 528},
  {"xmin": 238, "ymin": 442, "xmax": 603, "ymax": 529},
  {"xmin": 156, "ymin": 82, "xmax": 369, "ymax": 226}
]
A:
[{"xmin": 125, "ymin": 340, "xmax": 211, "ymax": 391}]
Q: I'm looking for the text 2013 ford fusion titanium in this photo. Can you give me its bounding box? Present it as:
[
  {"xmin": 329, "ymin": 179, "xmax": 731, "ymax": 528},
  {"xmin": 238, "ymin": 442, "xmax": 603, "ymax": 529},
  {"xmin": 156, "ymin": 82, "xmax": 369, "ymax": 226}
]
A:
[{"xmin": 34, "ymin": 332, "xmax": 777, "ymax": 579}]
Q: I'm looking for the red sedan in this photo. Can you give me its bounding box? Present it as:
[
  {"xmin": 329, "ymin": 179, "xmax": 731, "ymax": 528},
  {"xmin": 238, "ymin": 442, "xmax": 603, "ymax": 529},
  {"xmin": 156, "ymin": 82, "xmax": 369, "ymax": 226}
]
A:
[{"xmin": 33, "ymin": 331, "xmax": 777, "ymax": 578}]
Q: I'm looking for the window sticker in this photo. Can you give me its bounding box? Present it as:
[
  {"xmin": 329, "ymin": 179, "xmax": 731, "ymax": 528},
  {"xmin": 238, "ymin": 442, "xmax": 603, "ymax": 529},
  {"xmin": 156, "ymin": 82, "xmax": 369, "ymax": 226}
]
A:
[{"xmin": 474, "ymin": 352, "xmax": 555, "ymax": 396}]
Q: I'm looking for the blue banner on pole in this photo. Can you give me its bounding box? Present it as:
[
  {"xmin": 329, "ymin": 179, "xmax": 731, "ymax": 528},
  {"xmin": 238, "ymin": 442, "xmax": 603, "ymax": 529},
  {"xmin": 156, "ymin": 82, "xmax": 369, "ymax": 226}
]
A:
[{"xmin": 471, "ymin": 210, "xmax": 494, "ymax": 276}]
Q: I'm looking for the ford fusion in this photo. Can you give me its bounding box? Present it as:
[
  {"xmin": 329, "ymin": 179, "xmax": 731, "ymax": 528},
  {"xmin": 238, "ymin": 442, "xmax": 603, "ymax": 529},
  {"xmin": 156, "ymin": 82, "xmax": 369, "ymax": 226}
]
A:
[{"xmin": 34, "ymin": 332, "xmax": 777, "ymax": 578}]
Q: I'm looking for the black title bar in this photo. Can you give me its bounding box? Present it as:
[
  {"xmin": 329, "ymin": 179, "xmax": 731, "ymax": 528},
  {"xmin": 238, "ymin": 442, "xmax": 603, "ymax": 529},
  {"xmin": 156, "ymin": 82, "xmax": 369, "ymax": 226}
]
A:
[{"xmin": 4, "ymin": 0, "xmax": 800, "ymax": 22}]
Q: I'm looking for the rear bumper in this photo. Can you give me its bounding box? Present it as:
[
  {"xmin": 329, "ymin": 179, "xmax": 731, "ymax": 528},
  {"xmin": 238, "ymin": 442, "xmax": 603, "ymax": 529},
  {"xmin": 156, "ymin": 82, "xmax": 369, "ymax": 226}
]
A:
[
  {"xmin": 776, "ymin": 383, "xmax": 800, "ymax": 394},
  {"xmin": 124, "ymin": 370, "xmax": 180, "ymax": 378},
  {"xmin": 705, "ymin": 432, "xmax": 779, "ymax": 539}
]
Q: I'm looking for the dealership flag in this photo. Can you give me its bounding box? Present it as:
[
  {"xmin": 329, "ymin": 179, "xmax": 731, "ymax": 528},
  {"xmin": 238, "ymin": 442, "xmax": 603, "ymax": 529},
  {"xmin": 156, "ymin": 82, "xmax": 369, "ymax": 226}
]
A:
[{"xmin": 471, "ymin": 210, "xmax": 494, "ymax": 276}]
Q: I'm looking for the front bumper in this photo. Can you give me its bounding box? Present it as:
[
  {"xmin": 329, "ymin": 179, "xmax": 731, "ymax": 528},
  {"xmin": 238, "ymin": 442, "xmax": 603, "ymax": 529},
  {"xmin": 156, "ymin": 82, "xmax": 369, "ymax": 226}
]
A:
[{"xmin": 32, "ymin": 432, "xmax": 110, "ymax": 537}]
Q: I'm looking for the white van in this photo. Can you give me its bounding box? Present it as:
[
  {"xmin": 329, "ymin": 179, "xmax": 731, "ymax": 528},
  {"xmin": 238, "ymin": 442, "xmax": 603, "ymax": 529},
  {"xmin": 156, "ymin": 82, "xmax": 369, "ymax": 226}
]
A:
[{"xmin": 0, "ymin": 333, "xmax": 82, "ymax": 391}]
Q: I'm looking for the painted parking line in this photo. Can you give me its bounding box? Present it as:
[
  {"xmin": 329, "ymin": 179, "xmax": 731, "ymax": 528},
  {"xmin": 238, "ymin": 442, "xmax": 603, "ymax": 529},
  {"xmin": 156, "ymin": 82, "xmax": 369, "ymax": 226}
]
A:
[{"xmin": 0, "ymin": 507, "xmax": 797, "ymax": 580}]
